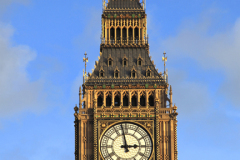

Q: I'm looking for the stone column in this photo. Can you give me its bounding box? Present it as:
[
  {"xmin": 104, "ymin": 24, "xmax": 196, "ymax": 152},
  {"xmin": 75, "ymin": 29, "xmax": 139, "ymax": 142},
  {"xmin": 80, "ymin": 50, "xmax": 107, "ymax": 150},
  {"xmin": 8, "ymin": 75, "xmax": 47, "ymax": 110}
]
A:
[
  {"xmin": 170, "ymin": 120, "xmax": 174, "ymax": 160},
  {"xmin": 121, "ymin": 19, "xmax": 123, "ymax": 44},
  {"xmin": 120, "ymin": 91, "xmax": 123, "ymax": 106},
  {"xmin": 137, "ymin": 90, "xmax": 140, "ymax": 106},
  {"xmin": 103, "ymin": 91, "xmax": 106, "ymax": 106},
  {"xmin": 115, "ymin": 20, "xmax": 117, "ymax": 44},
  {"xmin": 129, "ymin": 90, "xmax": 131, "ymax": 106},
  {"xmin": 112, "ymin": 91, "xmax": 114, "ymax": 107}
]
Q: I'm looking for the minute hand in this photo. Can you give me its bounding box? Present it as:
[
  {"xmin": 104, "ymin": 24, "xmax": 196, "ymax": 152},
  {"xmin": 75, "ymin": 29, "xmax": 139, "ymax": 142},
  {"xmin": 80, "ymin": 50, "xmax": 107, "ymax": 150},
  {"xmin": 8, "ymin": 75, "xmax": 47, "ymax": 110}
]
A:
[{"xmin": 121, "ymin": 124, "xmax": 129, "ymax": 152}]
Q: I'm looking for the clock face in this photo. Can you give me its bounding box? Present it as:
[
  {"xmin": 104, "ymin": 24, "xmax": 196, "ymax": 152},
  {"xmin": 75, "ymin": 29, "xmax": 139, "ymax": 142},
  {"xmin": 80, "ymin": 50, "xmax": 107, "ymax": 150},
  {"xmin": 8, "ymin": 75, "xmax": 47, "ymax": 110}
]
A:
[{"xmin": 100, "ymin": 122, "xmax": 153, "ymax": 160}]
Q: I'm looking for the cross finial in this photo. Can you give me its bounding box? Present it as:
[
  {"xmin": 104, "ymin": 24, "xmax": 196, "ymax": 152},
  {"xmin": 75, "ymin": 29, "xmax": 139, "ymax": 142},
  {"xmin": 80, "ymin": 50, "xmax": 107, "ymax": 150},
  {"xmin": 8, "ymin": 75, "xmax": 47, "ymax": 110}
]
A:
[
  {"xmin": 162, "ymin": 51, "xmax": 168, "ymax": 83},
  {"xmin": 83, "ymin": 52, "xmax": 88, "ymax": 83},
  {"xmin": 162, "ymin": 51, "xmax": 167, "ymax": 74}
]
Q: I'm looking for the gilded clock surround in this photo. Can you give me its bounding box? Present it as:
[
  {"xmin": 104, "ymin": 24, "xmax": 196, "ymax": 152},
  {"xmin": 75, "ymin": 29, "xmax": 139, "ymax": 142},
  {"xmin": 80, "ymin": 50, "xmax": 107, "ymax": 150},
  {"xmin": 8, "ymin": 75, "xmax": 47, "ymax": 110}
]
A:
[
  {"xmin": 98, "ymin": 120, "xmax": 154, "ymax": 160},
  {"xmin": 74, "ymin": 1, "xmax": 178, "ymax": 160}
]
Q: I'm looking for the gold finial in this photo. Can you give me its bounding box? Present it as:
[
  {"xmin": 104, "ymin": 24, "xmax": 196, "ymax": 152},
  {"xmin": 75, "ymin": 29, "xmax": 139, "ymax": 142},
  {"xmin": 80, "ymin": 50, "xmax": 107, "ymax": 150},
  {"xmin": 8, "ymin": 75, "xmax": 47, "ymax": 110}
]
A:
[
  {"xmin": 83, "ymin": 52, "xmax": 88, "ymax": 83},
  {"xmin": 162, "ymin": 51, "xmax": 168, "ymax": 82}
]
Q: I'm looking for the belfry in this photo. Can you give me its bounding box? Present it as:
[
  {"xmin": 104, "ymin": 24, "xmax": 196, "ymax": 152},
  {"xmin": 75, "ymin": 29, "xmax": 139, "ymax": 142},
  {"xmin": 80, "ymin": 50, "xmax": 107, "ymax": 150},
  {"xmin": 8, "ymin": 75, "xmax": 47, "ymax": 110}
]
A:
[{"xmin": 74, "ymin": 0, "xmax": 178, "ymax": 160}]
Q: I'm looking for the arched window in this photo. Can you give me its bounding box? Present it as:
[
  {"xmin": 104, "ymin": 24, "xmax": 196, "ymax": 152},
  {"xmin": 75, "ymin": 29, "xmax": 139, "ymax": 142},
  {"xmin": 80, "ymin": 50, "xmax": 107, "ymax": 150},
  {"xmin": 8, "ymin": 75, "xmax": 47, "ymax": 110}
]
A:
[
  {"xmin": 137, "ymin": 55, "xmax": 143, "ymax": 66},
  {"xmin": 108, "ymin": 56, "xmax": 113, "ymax": 67},
  {"xmin": 99, "ymin": 67, "xmax": 105, "ymax": 77},
  {"xmin": 131, "ymin": 67, "xmax": 137, "ymax": 78},
  {"xmin": 140, "ymin": 95, "xmax": 145, "ymax": 106},
  {"xmin": 114, "ymin": 71, "xmax": 119, "ymax": 78},
  {"xmin": 117, "ymin": 27, "xmax": 121, "ymax": 43},
  {"xmin": 129, "ymin": 27, "xmax": 133, "ymax": 43},
  {"xmin": 122, "ymin": 28, "xmax": 127, "ymax": 41},
  {"xmin": 106, "ymin": 95, "xmax": 112, "ymax": 106},
  {"xmin": 97, "ymin": 92, "xmax": 103, "ymax": 107},
  {"xmin": 132, "ymin": 71, "xmax": 136, "ymax": 78},
  {"xmin": 97, "ymin": 96, "xmax": 103, "ymax": 106},
  {"xmin": 135, "ymin": 27, "xmax": 139, "ymax": 43},
  {"xmin": 110, "ymin": 28, "xmax": 115, "ymax": 44},
  {"xmin": 122, "ymin": 56, "xmax": 128, "ymax": 67},
  {"xmin": 131, "ymin": 95, "xmax": 137, "ymax": 106},
  {"xmin": 115, "ymin": 95, "xmax": 120, "ymax": 106},
  {"xmin": 123, "ymin": 95, "xmax": 128, "ymax": 106},
  {"xmin": 114, "ymin": 67, "xmax": 120, "ymax": 78},
  {"xmin": 149, "ymin": 95, "xmax": 154, "ymax": 106},
  {"xmin": 146, "ymin": 67, "xmax": 151, "ymax": 77}
]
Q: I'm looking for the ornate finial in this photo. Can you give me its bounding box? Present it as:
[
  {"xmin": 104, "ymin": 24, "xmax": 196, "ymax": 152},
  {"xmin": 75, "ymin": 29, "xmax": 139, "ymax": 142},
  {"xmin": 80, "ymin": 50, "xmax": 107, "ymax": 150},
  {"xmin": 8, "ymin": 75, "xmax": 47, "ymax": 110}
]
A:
[
  {"xmin": 103, "ymin": 0, "xmax": 106, "ymax": 11},
  {"xmin": 79, "ymin": 86, "xmax": 82, "ymax": 95},
  {"xmin": 83, "ymin": 52, "xmax": 88, "ymax": 83},
  {"xmin": 74, "ymin": 104, "xmax": 78, "ymax": 113},
  {"xmin": 162, "ymin": 51, "xmax": 168, "ymax": 82},
  {"xmin": 170, "ymin": 85, "xmax": 172, "ymax": 95}
]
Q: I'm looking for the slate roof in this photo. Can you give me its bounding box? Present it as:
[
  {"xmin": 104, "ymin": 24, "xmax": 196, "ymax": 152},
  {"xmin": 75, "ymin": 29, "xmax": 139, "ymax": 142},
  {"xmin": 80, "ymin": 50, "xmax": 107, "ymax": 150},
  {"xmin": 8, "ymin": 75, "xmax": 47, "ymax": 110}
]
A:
[
  {"xmin": 106, "ymin": 0, "xmax": 142, "ymax": 9},
  {"xmin": 85, "ymin": 47, "xmax": 165, "ymax": 86}
]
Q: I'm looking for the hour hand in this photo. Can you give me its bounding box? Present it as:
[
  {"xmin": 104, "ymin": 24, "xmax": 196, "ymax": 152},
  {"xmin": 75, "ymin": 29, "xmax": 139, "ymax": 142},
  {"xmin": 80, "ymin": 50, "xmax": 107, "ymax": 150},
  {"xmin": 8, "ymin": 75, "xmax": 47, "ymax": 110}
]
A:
[{"xmin": 124, "ymin": 144, "xmax": 139, "ymax": 148}]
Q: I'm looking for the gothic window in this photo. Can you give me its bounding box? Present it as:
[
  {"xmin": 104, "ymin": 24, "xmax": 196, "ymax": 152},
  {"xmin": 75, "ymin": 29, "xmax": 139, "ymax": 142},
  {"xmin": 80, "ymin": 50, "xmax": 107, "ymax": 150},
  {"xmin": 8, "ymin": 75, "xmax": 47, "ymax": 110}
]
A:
[
  {"xmin": 122, "ymin": 28, "xmax": 127, "ymax": 41},
  {"xmin": 135, "ymin": 27, "xmax": 139, "ymax": 42},
  {"xmin": 123, "ymin": 95, "xmax": 128, "ymax": 106},
  {"xmin": 124, "ymin": 60, "xmax": 127, "ymax": 66},
  {"xmin": 114, "ymin": 67, "xmax": 120, "ymax": 78},
  {"xmin": 97, "ymin": 92, "xmax": 103, "ymax": 107},
  {"xmin": 117, "ymin": 27, "xmax": 121, "ymax": 42},
  {"xmin": 114, "ymin": 95, "xmax": 120, "ymax": 106},
  {"xmin": 122, "ymin": 56, "xmax": 128, "ymax": 67},
  {"xmin": 131, "ymin": 92, "xmax": 137, "ymax": 106},
  {"xmin": 131, "ymin": 67, "xmax": 137, "ymax": 78},
  {"xmin": 108, "ymin": 57, "xmax": 113, "ymax": 67},
  {"xmin": 110, "ymin": 28, "xmax": 115, "ymax": 44},
  {"xmin": 137, "ymin": 56, "xmax": 143, "ymax": 66},
  {"xmin": 131, "ymin": 70, "xmax": 136, "ymax": 78},
  {"xmin": 129, "ymin": 27, "xmax": 133, "ymax": 42},
  {"xmin": 99, "ymin": 67, "xmax": 105, "ymax": 77},
  {"xmin": 140, "ymin": 95, "xmax": 145, "ymax": 106},
  {"xmin": 97, "ymin": 96, "xmax": 103, "ymax": 106},
  {"xmin": 106, "ymin": 95, "xmax": 112, "ymax": 106},
  {"xmin": 123, "ymin": 92, "xmax": 128, "ymax": 106},
  {"xmin": 149, "ymin": 95, "xmax": 154, "ymax": 106},
  {"xmin": 146, "ymin": 67, "xmax": 151, "ymax": 77},
  {"xmin": 114, "ymin": 72, "xmax": 119, "ymax": 78}
]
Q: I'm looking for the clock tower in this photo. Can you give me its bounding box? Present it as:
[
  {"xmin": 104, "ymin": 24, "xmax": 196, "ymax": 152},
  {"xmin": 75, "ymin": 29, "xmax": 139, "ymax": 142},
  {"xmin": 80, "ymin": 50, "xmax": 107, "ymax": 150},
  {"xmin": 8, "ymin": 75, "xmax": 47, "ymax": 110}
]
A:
[{"xmin": 74, "ymin": 0, "xmax": 178, "ymax": 160}]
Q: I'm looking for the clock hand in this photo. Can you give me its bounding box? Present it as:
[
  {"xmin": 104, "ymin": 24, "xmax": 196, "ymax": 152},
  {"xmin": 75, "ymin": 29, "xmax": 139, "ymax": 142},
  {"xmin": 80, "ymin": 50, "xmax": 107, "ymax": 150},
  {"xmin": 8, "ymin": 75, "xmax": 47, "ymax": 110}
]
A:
[
  {"xmin": 120, "ymin": 123, "xmax": 129, "ymax": 152},
  {"xmin": 121, "ymin": 144, "xmax": 139, "ymax": 149}
]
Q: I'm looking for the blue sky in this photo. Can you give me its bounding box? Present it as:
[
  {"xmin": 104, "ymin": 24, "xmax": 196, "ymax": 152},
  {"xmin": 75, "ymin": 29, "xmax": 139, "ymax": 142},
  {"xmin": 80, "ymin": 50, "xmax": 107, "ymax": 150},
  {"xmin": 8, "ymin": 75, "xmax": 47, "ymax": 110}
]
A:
[{"xmin": 0, "ymin": 0, "xmax": 240, "ymax": 159}]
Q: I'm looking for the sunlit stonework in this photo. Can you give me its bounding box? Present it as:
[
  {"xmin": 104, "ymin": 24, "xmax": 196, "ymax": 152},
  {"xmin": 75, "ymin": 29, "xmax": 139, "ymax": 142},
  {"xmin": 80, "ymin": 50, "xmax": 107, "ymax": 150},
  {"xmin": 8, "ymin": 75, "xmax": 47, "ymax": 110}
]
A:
[{"xmin": 74, "ymin": 1, "xmax": 178, "ymax": 160}]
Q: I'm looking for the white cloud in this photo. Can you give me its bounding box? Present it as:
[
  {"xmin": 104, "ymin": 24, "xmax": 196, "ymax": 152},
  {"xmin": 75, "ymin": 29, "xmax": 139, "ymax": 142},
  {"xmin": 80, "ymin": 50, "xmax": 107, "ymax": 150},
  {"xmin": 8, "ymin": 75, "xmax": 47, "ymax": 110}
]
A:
[
  {"xmin": 0, "ymin": 0, "xmax": 29, "ymax": 15},
  {"xmin": 162, "ymin": 14, "xmax": 240, "ymax": 108},
  {"xmin": 168, "ymin": 69, "xmax": 213, "ymax": 118},
  {"xmin": 0, "ymin": 22, "xmax": 46, "ymax": 118}
]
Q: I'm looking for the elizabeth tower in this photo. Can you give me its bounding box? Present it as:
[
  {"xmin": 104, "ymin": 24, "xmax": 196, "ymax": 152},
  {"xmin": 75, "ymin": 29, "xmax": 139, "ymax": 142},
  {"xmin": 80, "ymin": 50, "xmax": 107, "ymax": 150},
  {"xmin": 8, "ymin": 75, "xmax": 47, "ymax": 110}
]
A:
[{"xmin": 74, "ymin": 0, "xmax": 178, "ymax": 160}]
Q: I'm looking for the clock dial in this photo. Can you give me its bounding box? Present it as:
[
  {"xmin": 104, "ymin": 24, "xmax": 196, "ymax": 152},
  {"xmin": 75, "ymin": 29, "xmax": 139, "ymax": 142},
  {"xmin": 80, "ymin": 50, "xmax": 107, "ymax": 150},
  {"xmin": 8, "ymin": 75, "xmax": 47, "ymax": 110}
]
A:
[{"xmin": 100, "ymin": 122, "xmax": 152, "ymax": 160}]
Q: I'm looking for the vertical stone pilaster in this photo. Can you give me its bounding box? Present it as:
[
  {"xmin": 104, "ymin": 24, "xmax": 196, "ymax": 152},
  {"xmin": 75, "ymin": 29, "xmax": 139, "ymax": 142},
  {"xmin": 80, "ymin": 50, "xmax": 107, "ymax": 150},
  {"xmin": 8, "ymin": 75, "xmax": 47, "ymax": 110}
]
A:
[
  {"xmin": 129, "ymin": 90, "xmax": 131, "ymax": 106},
  {"xmin": 137, "ymin": 90, "xmax": 140, "ymax": 106},
  {"xmin": 103, "ymin": 91, "xmax": 106, "ymax": 107},
  {"xmin": 146, "ymin": 90, "xmax": 149, "ymax": 106},
  {"xmin": 112, "ymin": 91, "xmax": 114, "ymax": 106},
  {"xmin": 163, "ymin": 121, "xmax": 166, "ymax": 160},
  {"xmin": 170, "ymin": 120, "xmax": 174, "ymax": 160},
  {"xmin": 155, "ymin": 100, "xmax": 160, "ymax": 160}
]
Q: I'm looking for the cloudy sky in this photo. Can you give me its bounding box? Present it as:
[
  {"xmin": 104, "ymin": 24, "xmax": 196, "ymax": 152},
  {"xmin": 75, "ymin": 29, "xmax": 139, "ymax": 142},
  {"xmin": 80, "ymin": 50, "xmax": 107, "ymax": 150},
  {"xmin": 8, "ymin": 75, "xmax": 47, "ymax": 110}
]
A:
[{"xmin": 0, "ymin": 0, "xmax": 239, "ymax": 159}]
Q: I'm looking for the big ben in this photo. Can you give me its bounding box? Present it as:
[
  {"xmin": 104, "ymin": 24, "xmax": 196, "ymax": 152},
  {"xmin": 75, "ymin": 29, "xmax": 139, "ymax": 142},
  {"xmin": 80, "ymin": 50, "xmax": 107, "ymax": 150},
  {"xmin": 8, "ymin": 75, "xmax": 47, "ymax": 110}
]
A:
[{"xmin": 74, "ymin": 0, "xmax": 178, "ymax": 160}]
